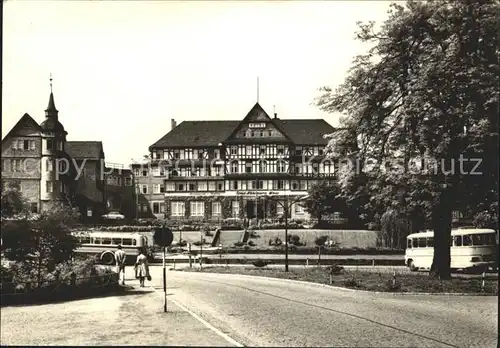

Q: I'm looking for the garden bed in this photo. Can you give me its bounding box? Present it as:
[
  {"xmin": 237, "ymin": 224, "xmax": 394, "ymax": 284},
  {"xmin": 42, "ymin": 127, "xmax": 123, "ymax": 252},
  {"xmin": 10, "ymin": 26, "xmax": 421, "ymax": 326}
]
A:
[{"xmin": 180, "ymin": 266, "xmax": 498, "ymax": 294}]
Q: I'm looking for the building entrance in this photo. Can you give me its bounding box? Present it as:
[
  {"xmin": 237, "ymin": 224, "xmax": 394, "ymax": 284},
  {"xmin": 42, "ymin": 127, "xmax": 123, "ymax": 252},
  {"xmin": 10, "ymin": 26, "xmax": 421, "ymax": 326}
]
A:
[{"xmin": 246, "ymin": 200, "xmax": 264, "ymax": 219}]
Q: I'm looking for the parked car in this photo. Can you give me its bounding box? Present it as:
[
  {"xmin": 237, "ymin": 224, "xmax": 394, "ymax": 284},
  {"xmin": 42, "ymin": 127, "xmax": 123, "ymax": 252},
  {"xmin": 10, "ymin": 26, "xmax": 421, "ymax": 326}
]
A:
[{"xmin": 101, "ymin": 211, "xmax": 125, "ymax": 220}]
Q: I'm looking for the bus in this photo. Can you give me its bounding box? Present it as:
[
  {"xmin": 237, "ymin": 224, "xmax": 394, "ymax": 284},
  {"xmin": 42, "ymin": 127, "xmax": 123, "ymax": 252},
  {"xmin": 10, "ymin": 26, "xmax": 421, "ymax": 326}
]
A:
[
  {"xmin": 72, "ymin": 231, "xmax": 149, "ymax": 265},
  {"xmin": 405, "ymin": 228, "xmax": 498, "ymax": 273}
]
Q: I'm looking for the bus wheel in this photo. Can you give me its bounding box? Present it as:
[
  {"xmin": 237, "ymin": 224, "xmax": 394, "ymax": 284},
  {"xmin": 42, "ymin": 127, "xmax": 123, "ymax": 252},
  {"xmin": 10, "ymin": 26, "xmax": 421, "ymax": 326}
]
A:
[
  {"xmin": 408, "ymin": 260, "xmax": 418, "ymax": 272},
  {"xmin": 101, "ymin": 252, "xmax": 115, "ymax": 265}
]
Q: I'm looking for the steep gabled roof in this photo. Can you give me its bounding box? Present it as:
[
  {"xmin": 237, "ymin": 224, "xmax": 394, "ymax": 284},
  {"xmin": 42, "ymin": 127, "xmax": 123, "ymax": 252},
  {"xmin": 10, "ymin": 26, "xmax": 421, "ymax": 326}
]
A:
[
  {"xmin": 149, "ymin": 121, "xmax": 240, "ymax": 149},
  {"xmin": 66, "ymin": 141, "xmax": 104, "ymax": 160},
  {"xmin": 1, "ymin": 113, "xmax": 42, "ymax": 143},
  {"xmin": 274, "ymin": 119, "xmax": 336, "ymax": 145}
]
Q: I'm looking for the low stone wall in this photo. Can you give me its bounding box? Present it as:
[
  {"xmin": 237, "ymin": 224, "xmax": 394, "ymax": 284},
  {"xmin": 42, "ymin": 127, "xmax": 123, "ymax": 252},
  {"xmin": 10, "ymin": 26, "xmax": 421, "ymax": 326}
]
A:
[{"xmin": 0, "ymin": 271, "xmax": 120, "ymax": 306}]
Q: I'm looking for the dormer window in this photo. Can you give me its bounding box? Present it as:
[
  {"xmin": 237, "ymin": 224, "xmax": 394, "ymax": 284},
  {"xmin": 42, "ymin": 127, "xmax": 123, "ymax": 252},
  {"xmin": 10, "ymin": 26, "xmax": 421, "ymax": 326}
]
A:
[{"xmin": 46, "ymin": 139, "xmax": 53, "ymax": 150}]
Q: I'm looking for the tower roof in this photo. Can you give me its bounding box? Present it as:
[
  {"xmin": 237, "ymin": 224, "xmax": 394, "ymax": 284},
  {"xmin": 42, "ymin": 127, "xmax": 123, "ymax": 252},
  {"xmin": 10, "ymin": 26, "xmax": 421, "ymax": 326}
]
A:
[{"xmin": 45, "ymin": 92, "xmax": 57, "ymax": 112}]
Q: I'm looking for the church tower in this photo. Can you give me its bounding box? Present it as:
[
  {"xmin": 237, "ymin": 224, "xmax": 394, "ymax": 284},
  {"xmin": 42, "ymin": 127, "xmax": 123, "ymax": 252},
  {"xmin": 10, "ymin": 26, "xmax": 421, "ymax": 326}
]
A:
[{"xmin": 39, "ymin": 75, "xmax": 69, "ymax": 211}]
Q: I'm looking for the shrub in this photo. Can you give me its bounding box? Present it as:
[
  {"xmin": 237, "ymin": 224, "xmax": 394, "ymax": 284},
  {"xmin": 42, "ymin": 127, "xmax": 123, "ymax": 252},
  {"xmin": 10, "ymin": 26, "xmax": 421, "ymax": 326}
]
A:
[
  {"xmin": 248, "ymin": 240, "xmax": 256, "ymax": 247},
  {"xmin": 385, "ymin": 279, "xmax": 402, "ymax": 292},
  {"xmin": 288, "ymin": 234, "xmax": 301, "ymax": 246},
  {"xmin": 315, "ymin": 236, "xmax": 328, "ymax": 246},
  {"xmin": 234, "ymin": 241, "xmax": 244, "ymax": 247},
  {"xmin": 274, "ymin": 237, "xmax": 283, "ymax": 246},
  {"xmin": 344, "ymin": 277, "xmax": 361, "ymax": 288}
]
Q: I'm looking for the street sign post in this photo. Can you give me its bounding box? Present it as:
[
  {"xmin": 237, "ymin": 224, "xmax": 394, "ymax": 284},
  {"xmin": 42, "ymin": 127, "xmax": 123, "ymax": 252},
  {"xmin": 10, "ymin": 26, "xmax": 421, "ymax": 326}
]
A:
[{"xmin": 154, "ymin": 226, "xmax": 173, "ymax": 313}]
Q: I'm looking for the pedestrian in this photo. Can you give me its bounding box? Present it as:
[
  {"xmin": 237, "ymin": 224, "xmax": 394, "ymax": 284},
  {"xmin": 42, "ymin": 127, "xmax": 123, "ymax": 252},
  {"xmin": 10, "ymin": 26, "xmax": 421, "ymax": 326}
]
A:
[
  {"xmin": 115, "ymin": 245, "xmax": 126, "ymax": 285},
  {"xmin": 134, "ymin": 247, "xmax": 151, "ymax": 287}
]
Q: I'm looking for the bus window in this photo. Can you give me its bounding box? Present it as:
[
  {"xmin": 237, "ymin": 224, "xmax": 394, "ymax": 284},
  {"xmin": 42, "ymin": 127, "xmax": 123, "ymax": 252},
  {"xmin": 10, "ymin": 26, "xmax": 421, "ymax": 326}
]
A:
[
  {"xmin": 122, "ymin": 238, "xmax": 133, "ymax": 246},
  {"xmin": 454, "ymin": 235, "xmax": 462, "ymax": 247},
  {"xmin": 462, "ymin": 235, "xmax": 472, "ymax": 246},
  {"xmin": 112, "ymin": 238, "xmax": 122, "ymax": 245},
  {"xmin": 426, "ymin": 237, "xmax": 434, "ymax": 247},
  {"xmin": 472, "ymin": 234, "xmax": 485, "ymax": 246},
  {"xmin": 418, "ymin": 238, "xmax": 426, "ymax": 248},
  {"xmin": 412, "ymin": 239, "xmax": 418, "ymax": 248},
  {"xmin": 132, "ymin": 239, "xmax": 137, "ymax": 246},
  {"xmin": 93, "ymin": 237, "xmax": 101, "ymax": 245},
  {"xmin": 81, "ymin": 237, "xmax": 91, "ymax": 244},
  {"xmin": 407, "ymin": 239, "xmax": 412, "ymax": 248},
  {"xmin": 102, "ymin": 238, "xmax": 111, "ymax": 245}
]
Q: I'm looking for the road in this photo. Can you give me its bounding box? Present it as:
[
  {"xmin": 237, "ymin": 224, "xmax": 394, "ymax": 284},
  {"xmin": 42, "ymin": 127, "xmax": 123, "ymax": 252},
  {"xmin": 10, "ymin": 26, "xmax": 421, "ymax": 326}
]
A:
[
  {"xmin": 2, "ymin": 266, "xmax": 497, "ymax": 347},
  {"xmin": 156, "ymin": 267, "xmax": 497, "ymax": 348}
]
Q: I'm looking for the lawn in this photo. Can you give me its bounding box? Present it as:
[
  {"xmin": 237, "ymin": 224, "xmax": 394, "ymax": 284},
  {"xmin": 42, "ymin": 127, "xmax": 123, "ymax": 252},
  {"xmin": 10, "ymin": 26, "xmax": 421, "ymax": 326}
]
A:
[
  {"xmin": 180, "ymin": 266, "xmax": 498, "ymax": 294},
  {"xmin": 249, "ymin": 229, "xmax": 378, "ymax": 248}
]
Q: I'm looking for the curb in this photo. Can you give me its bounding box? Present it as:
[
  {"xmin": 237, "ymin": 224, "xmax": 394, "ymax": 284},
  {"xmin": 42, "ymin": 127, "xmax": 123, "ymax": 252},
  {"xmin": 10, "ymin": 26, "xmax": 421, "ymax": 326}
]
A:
[{"xmin": 173, "ymin": 270, "xmax": 498, "ymax": 297}]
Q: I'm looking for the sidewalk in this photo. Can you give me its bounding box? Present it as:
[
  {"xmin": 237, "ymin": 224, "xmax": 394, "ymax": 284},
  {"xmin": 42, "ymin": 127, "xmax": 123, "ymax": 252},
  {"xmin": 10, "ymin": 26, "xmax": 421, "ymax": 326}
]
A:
[{"xmin": 0, "ymin": 268, "xmax": 233, "ymax": 346}]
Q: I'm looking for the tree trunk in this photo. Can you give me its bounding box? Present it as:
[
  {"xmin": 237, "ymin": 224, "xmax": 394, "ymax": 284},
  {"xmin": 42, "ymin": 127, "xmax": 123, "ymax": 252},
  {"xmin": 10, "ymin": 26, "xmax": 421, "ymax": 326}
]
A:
[{"xmin": 429, "ymin": 191, "xmax": 453, "ymax": 279}]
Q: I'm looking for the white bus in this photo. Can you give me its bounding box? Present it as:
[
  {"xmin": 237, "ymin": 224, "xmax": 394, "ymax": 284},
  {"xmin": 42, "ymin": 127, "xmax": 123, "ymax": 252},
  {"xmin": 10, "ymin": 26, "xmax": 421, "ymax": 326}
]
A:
[
  {"xmin": 405, "ymin": 228, "xmax": 498, "ymax": 273},
  {"xmin": 72, "ymin": 231, "xmax": 149, "ymax": 265}
]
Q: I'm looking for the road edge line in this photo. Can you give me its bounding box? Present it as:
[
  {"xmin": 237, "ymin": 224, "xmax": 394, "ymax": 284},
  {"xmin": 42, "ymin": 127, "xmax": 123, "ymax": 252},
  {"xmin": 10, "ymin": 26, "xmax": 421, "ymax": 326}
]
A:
[{"xmin": 171, "ymin": 298, "xmax": 244, "ymax": 347}]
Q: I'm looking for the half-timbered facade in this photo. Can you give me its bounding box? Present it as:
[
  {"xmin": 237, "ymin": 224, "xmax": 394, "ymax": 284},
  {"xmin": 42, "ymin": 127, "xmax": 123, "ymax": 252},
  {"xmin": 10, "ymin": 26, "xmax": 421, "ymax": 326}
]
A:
[{"xmin": 142, "ymin": 103, "xmax": 337, "ymax": 221}]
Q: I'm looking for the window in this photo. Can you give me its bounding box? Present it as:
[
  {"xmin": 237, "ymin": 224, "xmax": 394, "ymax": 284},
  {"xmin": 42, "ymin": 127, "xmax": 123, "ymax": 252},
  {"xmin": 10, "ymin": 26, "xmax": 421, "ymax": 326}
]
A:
[
  {"xmin": 46, "ymin": 181, "xmax": 53, "ymax": 193},
  {"xmin": 46, "ymin": 139, "xmax": 53, "ymax": 150},
  {"xmin": 412, "ymin": 238, "xmax": 418, "ymax": 248},
  {"xmin": 153, "ymin": 202, "xmax": 161, "ymax": 214},
  {"xmin": 295, "ymin": 146, "xmax": 302, "ymax": 156},
  {"xmin": 30, "ymin": 202, "xmax": 38, "ymax": 213},
  {"xmin": 133, "ymin": 168, "xmax": 140, "ymax": 176},
  {"xmin": 407, "ymin": 239, "xmax": 412, "ymax": 249},
  {"xmin": 141, "ymin": 184, "xmax": 148, "ymax": 194},
  {"xmin": 177, "ymin": 183, "xmax": 185, "ymax": 191},
  {"xmin": 171, "ymin": 201, "xmax": 185, "ymax": 216},
  {"xmin": 190, "ymin": 201, "xmax": 204, "ymax": 217},
  {"xmin": 11, "ymin": 159, "xmax": 22, "ymax": 172},
  {"xmin": 188, "ymin": 183, "xmax": 195, "ymax": 191},
  {"xmin": 125, "ymin": 177, "xmax": 132, "ymax": 186},
  {"xmin": 212, "ymin": 202, "xmax": 221, "ymax": 216},
  {"xmin": 142, "ymin": 169, "xmax": 148, "ymax": 177},
  {"xmin": 231, "ymin": 200, "xmax": 240, "ymax": 217},
  {"xmin": 291, "ymin": 181, "xmax": 299, "ymax": 190},
  {"xmin": 153, "ymin": 184, "xmax": 160, "ymax": 193},
  {"xmin": 166, "ymin": 182, "xmax": 175, "ymax": 191},
  {"xmin": 102, "ymin": 238, "xmax": 112, "ymax": 245},
  {"xmin": 80, "ymin": 237, "xmax": 91, "ymax": 244},
  {"xmin": 454, "ymin": 235, "xmax": 462, "ymax": 247},
  {"xmin": 217, "ymin": 182, "xmax": 224, "ymax": 191},
  {"xmin": 122, "ymin": 238, "xmax": 133, "ymax": 246},
  {"xmin": 231, "ymin": 146, "xmax": 237, "ymax": 155},
  {"xmin": 276, "ymin": 202, "xmax": 284, "ymax": 215},
  {"xmin": 198, "ymin": 181, "xmax": 207, "ymax": 191},
  {"xmin": 277, "ymin": 180, "xmax": 284, "ymax": 189},
  {"xmin": 471, "ymin": 234, "xmax": 485, "ymax": 246},
  {"xmin": 418, "ymin": 238, "xmax": 426, "ymax": 248},
  {"xmin": 246, "ymin": 162, "xmax": 252, "ymax": 173},
  {"xmin": 93, "ymin": 237, "xmax": 102, "ymax": 245},
  {"xmin": 112, "ymin": 238, "xmax": 122, "ymax": 245},
  {"xmin": 318, "ymin": 147, "xmax": 324, "ymax": 156},
  {"xmin": 294, "ymin": 203, "xmax": 305, "ymax": 215},
  {"xmin": 232, "ymin": 181, "xmax": 238, "ymax": 190},
  {"xmin": 231, "ymin": 162, "xmax": 238, "ymax": 173},
  {"xmin": 214, "ymin": 149, "xmax": 220, "ymax": 159},
  {"xmin": 462, "ymin": 235, "xmax": 472, "ymax": 246},
  {"xmin": 426, "ymin": 237, "xmax": 434, "ymax": 247}
]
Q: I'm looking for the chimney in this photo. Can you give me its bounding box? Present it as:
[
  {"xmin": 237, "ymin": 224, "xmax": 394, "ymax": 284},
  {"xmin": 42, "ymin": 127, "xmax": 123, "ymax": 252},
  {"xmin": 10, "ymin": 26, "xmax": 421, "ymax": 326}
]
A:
[
  {"xmin": 274, "ymin": 112, "xmax": 278, "ymax": 119},
  {"xmin": 171, "ymin": 119, "xmax": 177, "ymax": 130}
]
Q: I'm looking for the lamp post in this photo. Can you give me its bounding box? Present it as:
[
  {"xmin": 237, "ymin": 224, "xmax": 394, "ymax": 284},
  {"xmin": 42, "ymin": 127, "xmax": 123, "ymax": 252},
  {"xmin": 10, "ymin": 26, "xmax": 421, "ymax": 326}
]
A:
[{"xmin": 271, "ymin": 194, "xmax": 309, "ymax": 272}]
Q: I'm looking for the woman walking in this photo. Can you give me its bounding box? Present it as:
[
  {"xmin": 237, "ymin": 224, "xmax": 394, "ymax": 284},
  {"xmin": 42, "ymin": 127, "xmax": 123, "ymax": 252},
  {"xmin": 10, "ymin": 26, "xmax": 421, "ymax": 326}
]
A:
[{"xmin": 134, "ymin": 248, "xmax": 150, "ymax": 287}]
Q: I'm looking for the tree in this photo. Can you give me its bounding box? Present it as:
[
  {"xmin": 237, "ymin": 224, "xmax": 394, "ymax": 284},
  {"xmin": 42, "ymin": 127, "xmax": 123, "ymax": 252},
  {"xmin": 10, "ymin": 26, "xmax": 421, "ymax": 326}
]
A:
[
  {"xmin": 303, "ymin": 181, "xmax": 344, "ymax": 225},
  {"xmin": 316, "ymin": 0, "xmax": 499, "ymax": 278},
  {"xmin": 2, "ymin": 202, "xmax": 81, "ymax": 286},
  {"xmin": 1, "ymin": 180, "xmax": 30, "ymax": 219}
]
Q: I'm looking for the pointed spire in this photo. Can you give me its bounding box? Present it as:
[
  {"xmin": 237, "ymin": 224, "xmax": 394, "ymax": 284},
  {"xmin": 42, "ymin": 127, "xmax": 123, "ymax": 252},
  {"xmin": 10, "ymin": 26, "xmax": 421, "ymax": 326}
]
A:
[{"xmin": 45, "ymin": 73, "xmax": 58, "ymax": 113}]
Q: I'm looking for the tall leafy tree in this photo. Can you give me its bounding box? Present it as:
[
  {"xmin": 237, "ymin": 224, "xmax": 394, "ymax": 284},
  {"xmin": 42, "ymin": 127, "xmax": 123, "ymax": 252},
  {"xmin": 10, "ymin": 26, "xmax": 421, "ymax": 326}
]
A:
[{"xmin": 316, "ymin": 0, "xmax": 499, "ymax": 278}]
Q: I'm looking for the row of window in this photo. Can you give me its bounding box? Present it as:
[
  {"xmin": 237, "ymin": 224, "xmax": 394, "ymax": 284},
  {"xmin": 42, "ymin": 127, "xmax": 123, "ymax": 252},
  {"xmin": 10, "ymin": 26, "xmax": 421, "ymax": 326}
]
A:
[
  {"xmin": 45, "ymin": 139, "xmax": 63, "ymax": 151},
  {"xmin": 46, "ymin": 181, "xmax": 65, "ymax": 193},
  {"xmin": 240, "ymin": 128, "xmax": 282, "ymax": 138},
  {"xmin": 228, "ymin": 145, "xmax": 289, "ymax": 158},
  {"xmin": 78, "ymin": 236, "xmax": 138, "ymax": 246},
  {"xmin": 136, "ymin": 179, "xmax": 318, "ymax": 193},
  {"xmin": 407, "ymin": 233, "xmax": 497, "ymax": 248},
  {"xmin": 153, "ymin": 148, "xmax": 220, "ymax": 160},
  {"xmin": 11, "ymin": 140, "xmax": 36, "ymax": 151},
  {"xmin": 168, "ymin": 200, "xmax": 305, "ymax": 217},
  {"xmin": 106, "ymin": 176, "xmax": 133, "ymax": 186}
]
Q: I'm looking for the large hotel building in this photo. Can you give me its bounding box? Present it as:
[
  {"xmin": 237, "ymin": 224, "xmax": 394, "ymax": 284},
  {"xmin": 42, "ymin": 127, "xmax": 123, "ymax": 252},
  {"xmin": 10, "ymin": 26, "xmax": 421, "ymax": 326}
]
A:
[{"xmin": 133, "ymin": 103, "xmax": 337, "ymax": 221}]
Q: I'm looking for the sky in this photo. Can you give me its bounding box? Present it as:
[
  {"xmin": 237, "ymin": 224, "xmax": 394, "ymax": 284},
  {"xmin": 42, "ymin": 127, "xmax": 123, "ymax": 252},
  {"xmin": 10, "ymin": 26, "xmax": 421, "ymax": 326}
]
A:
[{"xmin": 2, "ymin": 0, "xmax": 393, "ymax": 165}]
